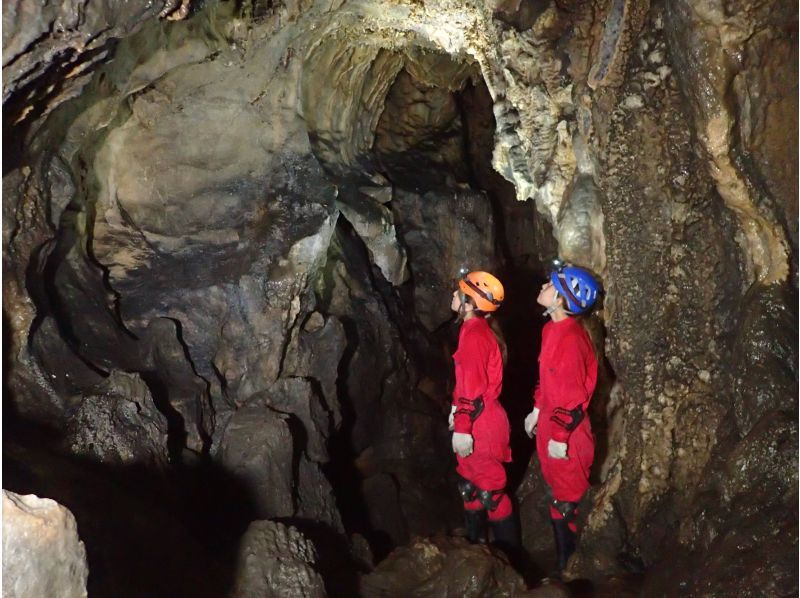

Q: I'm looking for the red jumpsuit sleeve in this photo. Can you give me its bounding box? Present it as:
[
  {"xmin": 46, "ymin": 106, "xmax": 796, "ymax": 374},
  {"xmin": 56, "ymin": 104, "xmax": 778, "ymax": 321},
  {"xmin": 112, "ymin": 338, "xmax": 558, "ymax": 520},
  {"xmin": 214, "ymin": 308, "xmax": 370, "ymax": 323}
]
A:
[
  {"xmin": 532, "ymin": 381, "xmax": 541, "ymax": 407},
  {"xmin": 549, "ymin": 334, "xmax": 595, "ymax": 443},
  {"xmin": 532, "ymin": 323, "xmax": 548, "ymax": 407},
  {"xmin": 452, "ymin": 329, "xmax": 489, "ymax": 435},
  {"xmin": 485, "ymin": 339, "xmax": 503, "ymax": 403}
]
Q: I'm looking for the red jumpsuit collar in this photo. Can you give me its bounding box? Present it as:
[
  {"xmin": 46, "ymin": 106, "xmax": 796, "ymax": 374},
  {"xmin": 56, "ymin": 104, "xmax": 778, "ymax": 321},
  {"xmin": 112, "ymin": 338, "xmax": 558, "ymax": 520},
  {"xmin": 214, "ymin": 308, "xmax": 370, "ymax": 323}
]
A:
[{"xmin": 547, "ymin": 316, "xmax": 580, "ymax": 329}]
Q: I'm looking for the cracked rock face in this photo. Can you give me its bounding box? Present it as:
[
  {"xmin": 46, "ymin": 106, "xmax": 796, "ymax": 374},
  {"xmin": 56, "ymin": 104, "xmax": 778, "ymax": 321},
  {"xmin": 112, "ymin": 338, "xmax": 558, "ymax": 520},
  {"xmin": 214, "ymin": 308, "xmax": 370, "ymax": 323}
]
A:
[{"xmin": 2, "ymin": 0, "xmax": 797, "ymax": 594}]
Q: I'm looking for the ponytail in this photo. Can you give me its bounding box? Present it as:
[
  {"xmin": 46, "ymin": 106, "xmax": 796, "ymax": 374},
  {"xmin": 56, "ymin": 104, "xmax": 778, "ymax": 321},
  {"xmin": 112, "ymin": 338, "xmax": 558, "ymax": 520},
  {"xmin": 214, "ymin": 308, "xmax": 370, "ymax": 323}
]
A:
[
  {"xmin": 458, "ymin": 295, "xmax": 508, "ymax": 366},
  {"xmin": 574, "ymin": 312, "xmax": 604, "ymax": 363},
  {"xmin": 486, "ymin": 315, "xmax": 508, "ymax": 366}
]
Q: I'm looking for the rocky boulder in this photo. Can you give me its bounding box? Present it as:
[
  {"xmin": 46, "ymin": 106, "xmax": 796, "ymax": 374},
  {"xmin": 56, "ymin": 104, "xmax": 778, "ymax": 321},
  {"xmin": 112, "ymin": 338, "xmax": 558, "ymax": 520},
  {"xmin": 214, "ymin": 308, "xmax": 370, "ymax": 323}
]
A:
[
  {"xmin": 360, "ymin": 535, "xmax": 526, "ymax": 597},
  {"xmin": 64, "ymin": 370, "xmax": 169, "ymax": 466},
  {"xmin": 2, "ymin": 491, "xmax": 88, "ymax": 598},
  {"xmin": 232, "ymin": 520, "xmax": 326, "ymax": 598}
]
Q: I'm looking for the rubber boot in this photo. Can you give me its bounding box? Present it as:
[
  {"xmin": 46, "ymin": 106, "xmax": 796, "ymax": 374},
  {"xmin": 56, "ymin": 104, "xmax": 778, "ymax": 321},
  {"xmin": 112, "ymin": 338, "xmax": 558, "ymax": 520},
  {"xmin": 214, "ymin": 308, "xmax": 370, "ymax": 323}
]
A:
[
  {"xmin": 464, "ymin": 509, "xmax": 488, "ymax": 544},
  {"xmin": 551, "ymin": 518, "xmax": 576, "ymax": 572},
  {"xmin": 489, "ymin": 515, "xmax": 520, "ymax": 550}
]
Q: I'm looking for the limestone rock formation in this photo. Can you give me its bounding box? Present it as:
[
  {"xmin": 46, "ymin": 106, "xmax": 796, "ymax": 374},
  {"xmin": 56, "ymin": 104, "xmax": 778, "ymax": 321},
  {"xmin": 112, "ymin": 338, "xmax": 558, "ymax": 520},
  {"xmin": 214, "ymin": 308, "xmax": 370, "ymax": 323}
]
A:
[
  {"xmin": 2, "ymin": 491, "xmax": 88, "ymax": 598},
  {"xmin": 281, "ymin": 312, "xmax": 347, "ymax": 431},
  {"xmin": 337, "ymin": 195, "xmax": 409, "ymax": 286},
  {"xmin": 65, "ymin": 370, "xmax": 169, "ymax": 466},
  {"xmin": 214, "ymin": 405, "xmax": 295, "ymax": 520},
  {"xmin": 665, "ymin": 0, "xmax": 795, "ymax": 283},
  {"xmin": 517, "ymin": 461, "xmax": 561, "ymax": 558},
  {"xmin": 321, "ymin": 221, "xmax": 458, "ymax": 549},
  {"xmin": 3, "ymin": 0, "xmax": 164, "ymax": 146},
  {"xmin": 232, "ymin": 520, "xmax": 326, "ymax": 598},
  {"xmin": 393, "ymin": 188, "xmax": 498, "ymax": 331}
]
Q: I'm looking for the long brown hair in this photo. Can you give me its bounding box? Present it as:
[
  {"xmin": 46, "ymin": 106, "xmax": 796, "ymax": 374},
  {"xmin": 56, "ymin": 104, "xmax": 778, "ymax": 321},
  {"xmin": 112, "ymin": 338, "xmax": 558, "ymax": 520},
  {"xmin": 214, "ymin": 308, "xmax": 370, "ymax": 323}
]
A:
[
  {"xmin": 459, "ymin": 294, "xmax": 508, "ymax": 365},
  {"xmin": 573, "ymin": 309, "xmax": 605, "ymax": 365},
  {"xmin": 486, "ymin": 314, "xmax": 508, "ymax": 366}
]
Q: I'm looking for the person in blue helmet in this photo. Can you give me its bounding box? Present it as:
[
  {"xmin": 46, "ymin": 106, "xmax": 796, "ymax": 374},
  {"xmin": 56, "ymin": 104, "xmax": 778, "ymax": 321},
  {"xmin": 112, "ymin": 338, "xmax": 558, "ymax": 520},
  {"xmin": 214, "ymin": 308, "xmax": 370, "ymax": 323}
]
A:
[{"xmin": 524, "ymin": 261, "xmax": 600, "ymax": 574}]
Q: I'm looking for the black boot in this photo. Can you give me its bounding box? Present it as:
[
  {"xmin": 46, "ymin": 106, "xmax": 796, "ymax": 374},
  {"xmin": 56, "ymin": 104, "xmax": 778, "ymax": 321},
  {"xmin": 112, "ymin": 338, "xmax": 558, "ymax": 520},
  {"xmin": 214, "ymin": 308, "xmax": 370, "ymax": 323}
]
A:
[
  {"xmin": 551, "ymin": 518, "xmax": 576, "ymax": 572},
  {"xmin": 489, "ymin": 515, "xmax": 520, "ymax": 550},
  {"xmin": 464, "ymin": 509, "xmax": 488, "ymax": 544}
]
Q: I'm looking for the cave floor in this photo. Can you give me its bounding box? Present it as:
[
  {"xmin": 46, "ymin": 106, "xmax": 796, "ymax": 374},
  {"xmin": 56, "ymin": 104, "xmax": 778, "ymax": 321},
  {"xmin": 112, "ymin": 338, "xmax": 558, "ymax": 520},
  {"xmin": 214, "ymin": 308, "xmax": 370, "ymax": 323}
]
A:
[
  {"xmin": 3, "ymin": 420, "xmax": 240, "ymax": 598},
  {"xmin": 4, "ymin": 418, "xmax": 646, "ymax": 597}
]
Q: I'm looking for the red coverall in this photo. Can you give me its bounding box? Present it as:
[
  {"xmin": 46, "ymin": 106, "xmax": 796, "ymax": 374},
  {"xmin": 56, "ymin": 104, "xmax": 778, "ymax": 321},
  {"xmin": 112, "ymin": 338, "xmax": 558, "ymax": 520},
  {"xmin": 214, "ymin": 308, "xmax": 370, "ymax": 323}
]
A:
[
  {"xmin": 452, "ymin": 317, "xmax": 512, "ymax": 521},
  {"xmin": 534, "ymin": 317, "xmax": 597, "ymax": 529}
]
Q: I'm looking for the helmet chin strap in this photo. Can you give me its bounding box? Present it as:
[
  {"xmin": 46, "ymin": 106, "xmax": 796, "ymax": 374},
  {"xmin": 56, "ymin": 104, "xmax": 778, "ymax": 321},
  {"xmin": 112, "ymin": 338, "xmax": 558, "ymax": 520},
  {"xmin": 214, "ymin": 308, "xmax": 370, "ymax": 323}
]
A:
[
  {"xmin": 543, "ymin": 292, "xmax": 565, "ymax": 319},
  {"xmin": 458, "ymin": 292, "xmax": 468, "ymax": 318}
]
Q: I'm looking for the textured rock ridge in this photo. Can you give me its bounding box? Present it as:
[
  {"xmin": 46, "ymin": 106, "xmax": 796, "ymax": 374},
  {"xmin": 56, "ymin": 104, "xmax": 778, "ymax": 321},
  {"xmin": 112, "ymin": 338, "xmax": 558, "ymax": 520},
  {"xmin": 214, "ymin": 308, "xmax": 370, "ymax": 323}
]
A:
[{"xmin": 232, "ymin": 520, "xmax": 326, "ymax": 598}]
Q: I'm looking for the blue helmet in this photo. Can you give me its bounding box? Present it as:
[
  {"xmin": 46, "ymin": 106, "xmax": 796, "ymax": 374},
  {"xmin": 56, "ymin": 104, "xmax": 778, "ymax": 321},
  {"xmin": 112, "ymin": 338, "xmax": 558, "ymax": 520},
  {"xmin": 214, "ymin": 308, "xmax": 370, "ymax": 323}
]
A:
[{"xmin": 550, "ymin": 265, "xmax": 600, "ymax": 314}]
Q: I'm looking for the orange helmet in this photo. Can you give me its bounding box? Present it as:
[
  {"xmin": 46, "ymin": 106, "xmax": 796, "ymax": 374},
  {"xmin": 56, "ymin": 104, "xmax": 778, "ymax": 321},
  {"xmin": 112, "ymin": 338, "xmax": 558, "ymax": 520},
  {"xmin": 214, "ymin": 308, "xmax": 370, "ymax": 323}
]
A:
[{"xmin": 459, "ymin": 271, "xmax": 505, "ymax": 312}]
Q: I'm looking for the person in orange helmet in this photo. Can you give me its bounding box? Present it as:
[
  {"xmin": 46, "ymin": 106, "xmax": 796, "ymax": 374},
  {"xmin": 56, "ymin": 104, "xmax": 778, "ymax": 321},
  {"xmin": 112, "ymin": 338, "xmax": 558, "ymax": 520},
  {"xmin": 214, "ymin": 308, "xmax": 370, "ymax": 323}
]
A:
[{"xmin": 448, "ymin": 270, "xmax": 518, "ymax": 549}]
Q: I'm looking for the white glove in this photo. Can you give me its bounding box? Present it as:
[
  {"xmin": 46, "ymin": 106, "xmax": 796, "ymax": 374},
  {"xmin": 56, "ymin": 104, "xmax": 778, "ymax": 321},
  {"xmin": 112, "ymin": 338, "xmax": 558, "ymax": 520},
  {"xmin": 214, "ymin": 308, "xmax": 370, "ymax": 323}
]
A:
[
  {"xmin": 448, "ymin": 405, "xmax": 456, "ymax": 431},
  {"xmin": 548, "ymin": 439, "xmax": 568, "ymax": 459},
  {"xmin": 524, "ymin": 407, "xmax": 540, "ymax": 438},
  {"xmin": 452, "ymin": 432, "xmax": 474, "ymax": 457}
]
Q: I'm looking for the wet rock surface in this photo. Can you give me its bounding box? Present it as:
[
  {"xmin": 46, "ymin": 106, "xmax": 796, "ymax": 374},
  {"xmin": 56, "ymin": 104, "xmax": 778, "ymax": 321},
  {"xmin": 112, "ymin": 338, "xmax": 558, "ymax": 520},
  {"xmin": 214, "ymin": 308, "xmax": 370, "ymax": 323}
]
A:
[
  {"xmin": 319, "ymin": 221, "xmax": 460, "ymax": 558},
  {"xmin": 563, "ymin": 3, "xmax": 795, "ymax": 587},
  {"xmin": 665, "ymin": 0, "xmax": 794, "ymax": 283},
  {"xmin": 731, "ymin": 285, "xmax": 798, "ymax": 437},
  {"xmin": 2, "ymin": 490, "xmax": 89, "ymax": 598},
  {"xmin": 3, "ymin": 0, "xmax": 797, "ymax": 594},
  {"xmin": 393, "ymin": 187, "xmax": 499, "ymax": 330}
]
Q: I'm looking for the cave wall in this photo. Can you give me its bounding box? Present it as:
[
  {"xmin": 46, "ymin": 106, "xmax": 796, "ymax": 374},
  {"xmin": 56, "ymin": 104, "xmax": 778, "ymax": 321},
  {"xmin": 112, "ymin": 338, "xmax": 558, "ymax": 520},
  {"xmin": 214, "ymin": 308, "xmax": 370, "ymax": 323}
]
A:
[
  {"xmin": 4, "ymin": 0, "xmax": 508, "ymax": 559},
  {"xmin": 567, "ymin": 2, "xmax": 798, "ymax": 586},
  {"xmin": 3, "ymin": 0, "xmax": 797, "ymax": 592}
]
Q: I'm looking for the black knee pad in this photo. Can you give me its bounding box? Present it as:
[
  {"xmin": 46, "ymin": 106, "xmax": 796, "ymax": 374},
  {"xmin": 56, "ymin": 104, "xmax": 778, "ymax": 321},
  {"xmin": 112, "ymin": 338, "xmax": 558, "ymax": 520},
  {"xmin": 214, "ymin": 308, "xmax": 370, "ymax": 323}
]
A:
[
  {"xmin": 551, "ymin": 498, "xmax": 579, "ymax": 523},
  {"xmin": 457, "ymin": 476, "xmax": 477, "ymax": 502},
  {"xmin": 477, "ymin": 489, "xmax": 505, "ymax": 512}
]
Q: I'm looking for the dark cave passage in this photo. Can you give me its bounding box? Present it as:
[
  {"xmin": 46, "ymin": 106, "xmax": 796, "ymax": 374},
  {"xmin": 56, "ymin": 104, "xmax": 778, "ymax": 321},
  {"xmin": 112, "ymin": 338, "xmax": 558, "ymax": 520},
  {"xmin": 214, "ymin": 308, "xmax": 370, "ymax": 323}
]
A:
[{"xmin": 307, "ymin": 53, "xmax": 558, "ymax": 560}]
